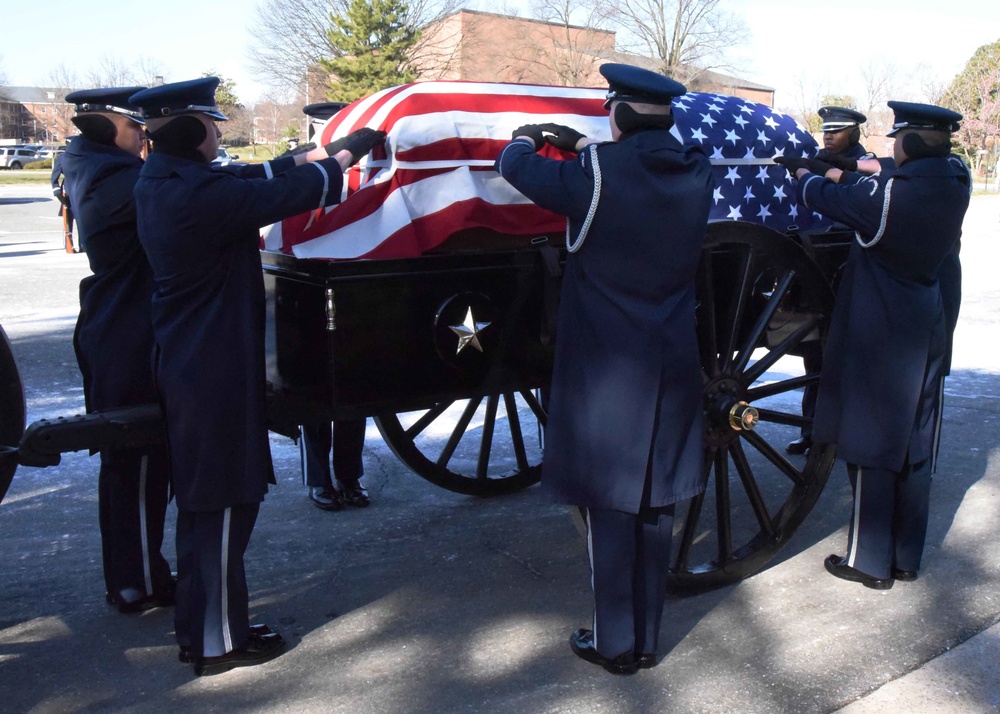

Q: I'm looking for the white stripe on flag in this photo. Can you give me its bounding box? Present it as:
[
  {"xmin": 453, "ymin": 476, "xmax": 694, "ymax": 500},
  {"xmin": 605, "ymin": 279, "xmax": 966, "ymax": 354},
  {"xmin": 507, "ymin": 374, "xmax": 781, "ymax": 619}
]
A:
[{"xmin": 291, "ymin": 168, "xmax": 533, "ymax": 260}]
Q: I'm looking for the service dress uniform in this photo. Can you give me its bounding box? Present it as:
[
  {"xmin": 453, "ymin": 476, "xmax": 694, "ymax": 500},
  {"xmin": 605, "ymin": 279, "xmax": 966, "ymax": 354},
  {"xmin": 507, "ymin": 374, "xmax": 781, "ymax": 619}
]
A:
[
  {"xmin": 796, "ymin": 102, "xmax": 970, "ymax": 582},
  {"xmin": 61, "ymin": 88, "xmax": 174, "ymax": 611},
  {"xmin": 496, "ymin": 64, "xmax": 713, "ymax": 668},
  {"xmin": 790, "ymin": 107, "xmax": 873, "ymax": 455},
  {"xmin": 131, "ymin": 78, "xmax": 350, "ymax": 663}
]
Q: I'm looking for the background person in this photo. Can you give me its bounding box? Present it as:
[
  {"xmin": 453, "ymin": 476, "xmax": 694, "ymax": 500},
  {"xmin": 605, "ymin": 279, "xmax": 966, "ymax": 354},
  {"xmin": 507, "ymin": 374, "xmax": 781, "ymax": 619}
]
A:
[
  {"xmin": 50, "ymin": 151, "xmax": 77, "ymax": 253},
  {"xmin": 130, "ymin": 77, "xmax": 385, "ymax": 676},
  {"xmin": 60, "ymin": 87, "xmax": 175, "ymax": 614},
  {"xmin": 787, "ymin": 106, "xmax": 874, "ymax": 457},
  {"xmin": 291, "ymin": 101, "xmax": 371, "ymax": 512},
  {"xmin": 495, "ymin": 63, "xmax": 713, "ymax": 675},
  {"xmin": 776, "ymin": 101, "xmax": 970, "ymax": 589}
]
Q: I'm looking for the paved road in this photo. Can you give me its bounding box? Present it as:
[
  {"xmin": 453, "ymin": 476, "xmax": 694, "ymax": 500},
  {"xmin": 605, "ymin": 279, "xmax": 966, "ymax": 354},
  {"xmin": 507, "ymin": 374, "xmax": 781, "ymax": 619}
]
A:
[{"xmin": 1, "ymin": 185, "xmax": 999, "ymax": 713}]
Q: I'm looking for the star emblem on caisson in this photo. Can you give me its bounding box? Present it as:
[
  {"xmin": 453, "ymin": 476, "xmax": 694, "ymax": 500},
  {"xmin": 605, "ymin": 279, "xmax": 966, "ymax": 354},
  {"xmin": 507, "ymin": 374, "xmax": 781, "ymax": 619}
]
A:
[{"xmin": 449, "ymin": 307, "xmax": 491, "ymax": 355}]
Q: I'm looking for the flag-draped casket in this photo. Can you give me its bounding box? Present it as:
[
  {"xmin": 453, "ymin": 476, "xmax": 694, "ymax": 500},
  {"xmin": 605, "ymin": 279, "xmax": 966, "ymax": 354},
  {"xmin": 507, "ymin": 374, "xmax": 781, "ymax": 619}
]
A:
[{"xmin": 262, "ymin": 81, "xmax": 829, "ymax": 261}]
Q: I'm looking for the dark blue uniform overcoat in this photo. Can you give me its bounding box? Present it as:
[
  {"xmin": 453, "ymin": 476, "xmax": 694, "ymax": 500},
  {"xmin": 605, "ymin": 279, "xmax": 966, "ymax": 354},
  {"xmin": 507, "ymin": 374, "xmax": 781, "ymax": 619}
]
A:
[
  {"xmin": 62, "ymin": 136, "xmax": 158, "ymax": 412},
  {"xmin": 134, "ymin": 154, "xmax": 344, "ymax": 512},
  {"xmin": 496, "ymin": 128, "xmax": 713, "ymax": 513},
  {"xmin": 798, "ymin": 155, "xmax": 970, "ymax": 470}
]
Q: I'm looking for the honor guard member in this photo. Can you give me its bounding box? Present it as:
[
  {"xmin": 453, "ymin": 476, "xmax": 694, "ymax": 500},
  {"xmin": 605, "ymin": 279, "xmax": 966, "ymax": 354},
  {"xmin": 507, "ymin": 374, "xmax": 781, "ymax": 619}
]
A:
[
  {"xmin": 495, "ymin": 63, "xmax": 713, "ymax": 674},
  {"xmin": 50, "ymin": 151, "xmax": 77, "ymax": 253},
  {"xmin": 129, "ymin": 77, "xmax": 385, "ymax": 675},
  {"xmin": 776, "ymin": 101, "xmax": 970, "ymax": 589},
  {"xmin": 817, "ymin": 106, "xmax": 874, "ymax": 162},
  {"xmin": 786, "ymin": 106, "xmax": 876, "ymax": 457},
  {"xmin": 61, "ymin": 87, "xmax": 176, "ymax": 614},
  {"xmin": 294, "ymin": 101, "xmax": 371, "ymax": 511}
]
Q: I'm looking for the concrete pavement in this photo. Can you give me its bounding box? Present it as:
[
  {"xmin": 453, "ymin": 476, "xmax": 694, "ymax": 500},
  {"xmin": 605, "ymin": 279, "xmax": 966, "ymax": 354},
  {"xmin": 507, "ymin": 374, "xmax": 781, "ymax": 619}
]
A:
[{"xmin": 1, "ymin": 185, "xmax": 1000, "ymax": 713}]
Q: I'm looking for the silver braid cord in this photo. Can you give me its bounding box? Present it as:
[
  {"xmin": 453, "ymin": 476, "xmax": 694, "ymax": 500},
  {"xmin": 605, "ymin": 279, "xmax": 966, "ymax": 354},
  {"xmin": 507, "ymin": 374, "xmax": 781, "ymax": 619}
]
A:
[{"xmin": 566, "ymin": 144, "xmax": 602, "ymax": 253}]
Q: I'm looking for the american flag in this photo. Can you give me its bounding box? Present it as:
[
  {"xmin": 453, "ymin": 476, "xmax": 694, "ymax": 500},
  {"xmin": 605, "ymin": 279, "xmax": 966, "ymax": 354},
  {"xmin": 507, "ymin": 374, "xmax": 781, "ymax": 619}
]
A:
[{"xmin": 262, "ymin": 81, "xmax": 828, "ymax": 260}]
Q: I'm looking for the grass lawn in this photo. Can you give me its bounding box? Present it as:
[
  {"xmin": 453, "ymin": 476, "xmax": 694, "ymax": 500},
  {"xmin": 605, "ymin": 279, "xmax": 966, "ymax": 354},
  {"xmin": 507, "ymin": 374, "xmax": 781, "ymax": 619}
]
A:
[{"xmin": 0, "ymin": 169, "xmax": 50, "ymax": 185}]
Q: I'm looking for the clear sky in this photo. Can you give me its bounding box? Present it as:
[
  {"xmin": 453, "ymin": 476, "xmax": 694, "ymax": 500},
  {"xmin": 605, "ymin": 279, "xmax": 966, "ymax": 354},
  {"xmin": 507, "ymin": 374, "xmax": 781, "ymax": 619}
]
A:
[{"xmin": 1, "ymin": 0, "xmax": 998, "ymax": 109}]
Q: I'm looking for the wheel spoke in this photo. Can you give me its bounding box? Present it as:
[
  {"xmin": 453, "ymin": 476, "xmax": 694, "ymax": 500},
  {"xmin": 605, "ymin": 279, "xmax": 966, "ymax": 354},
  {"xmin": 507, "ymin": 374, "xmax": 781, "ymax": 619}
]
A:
[
  {"xmin": 504, "ymin": 392, "xmax": 530, "ymax": 474},
  {"xmin": 519, "ymin": 388, "xmax": 547, "ymax": 424},
  {"xmin": 720, "ymin": 246, "xmax": 754, "ymax": 372},
  {"xmin": 714, "ymin": 449, "xmax": 733, "ymax": 563},
  {"xmin": 436, "ymin": 396, "xmax": 483, "ymax": 468},
  {"xmin": 746, "ymin": 373, "xmax": 816, "ymax": 401},
  {"xmin": 404, "ymin": 401, "xmax": 453, "ymax": 440},
  {"xmin": 476, "ymin": 394, "xmax": 499, "ymax": 481},
  {"xmin": 729, "ymin": 439, "xmax": 775, "ymax": 536},
  {"xmin": 741, "ymin": 429, "xmax": 804, "ymax": 486},
  {"xmin": 732, "ymin": 270, "xmax": 795, "ymax": 374},
  {"xmin": 754, "ymin": 407, "xmax": 810, "ymax": 428},
  {"xmin": 675, "ymin": 451, "xmax": 714, "ymax": 572},
  {"xmin": 744, "ymin": 316, "xmax": 820, "ymax": 385}
]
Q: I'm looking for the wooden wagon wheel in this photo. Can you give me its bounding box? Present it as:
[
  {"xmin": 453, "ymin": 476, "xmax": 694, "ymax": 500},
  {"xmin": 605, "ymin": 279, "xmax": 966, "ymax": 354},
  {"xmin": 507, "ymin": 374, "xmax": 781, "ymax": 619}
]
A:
[
  {"xmin": 375, "ymin": 388, "xmax": 546, "ymax": 497},
  {"xmin": 667, "ymin": 221, "xmax": 838, "ymax": 594},
  {"xmin": 0, "ymin": 323, "xmax": 27, "ymax": 504}
]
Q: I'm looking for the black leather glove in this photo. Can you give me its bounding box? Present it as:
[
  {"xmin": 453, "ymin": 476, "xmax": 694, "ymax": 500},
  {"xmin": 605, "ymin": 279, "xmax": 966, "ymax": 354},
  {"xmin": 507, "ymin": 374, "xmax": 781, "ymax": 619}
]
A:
[
  {"xmin": 815, "ymin": 152, "xmax": 858, "ymax": 172},
  {"xmin": 324, "ymin": 128, "xmax": 387, "ymax": 165},
  {"xmin": 774, "ymin": 156, "xmax": 833, "ymax": 176},
  {"xmin": 511, "ymin": 124, "xmax": 547, "ymax": 150},
  {"xmin": 541, "ymin": 123, "xmax": 586, "ymax": 153}
]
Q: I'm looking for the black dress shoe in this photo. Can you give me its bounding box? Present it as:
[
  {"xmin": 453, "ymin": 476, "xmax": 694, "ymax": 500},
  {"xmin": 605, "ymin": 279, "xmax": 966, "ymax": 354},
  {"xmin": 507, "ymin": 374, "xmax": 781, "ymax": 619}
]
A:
[
  {"xmin": 309, "ymin": 486, "xmax": 344, "ymax": 511},
  {"xmin": 785, "ymin": 436, "xmax": 812, "ymax": 455},
  {"xmin": 179, "ymin": 624, "xmax": 274, "ymax": 663},
  {"xmin": 569, "ymin": 629, "xmax": 638, "ymax": 675},
  {"xmin": 340, "ymin": 483, "xmax": 371, "ymax": 508},
  {"xmin": 636, "ymin": 652, "xmax": 658, "ymax": 669},
  {"xmin": 824, "ymin": 554, "xmax": 893, "ymax": 590},
  {"xmin": 194, "ymin": 631, "xmax": 286, "ymax": 676},
  {"xmin": 107, "ymin": 576, "xmax": 177, "ymax": 613},
  {"xmin": 892, "ymin": 568, "xmax": 918, "ymax": 581}
]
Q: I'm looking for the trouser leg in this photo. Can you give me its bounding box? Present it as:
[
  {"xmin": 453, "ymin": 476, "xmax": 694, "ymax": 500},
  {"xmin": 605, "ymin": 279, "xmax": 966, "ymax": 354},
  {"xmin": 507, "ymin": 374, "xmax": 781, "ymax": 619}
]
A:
[
  {"xmin": 332, "ymin": 419, "xmax": 366, "ymax": 487},
  {"xmin": 586, "ymin": 507, "xmax": 636, "ymax": 660},
  {"xmin": 633, "ymin": 504, "xmax": 674, "ymax": 656},
  {"xmin": 300, "ymin": 424, "xmax": 333, "ymax": 490},
  {"xmin": 98, "ymin": 446, "xmax": 172, "ymax": 599},
  {"xmin": 893, "ymin": 459, "xmax": 932, "ymax": 573},
  {"xmin": 175, "ymin": 504, "xmax": 260, "ymax": 658},
  {"xmin": 845, "ymin": 463, "xmax": 895, "ymax": 579},
  {"xmin": 799, "ymin": 341, "xmax": 822, "ymax": 439}
]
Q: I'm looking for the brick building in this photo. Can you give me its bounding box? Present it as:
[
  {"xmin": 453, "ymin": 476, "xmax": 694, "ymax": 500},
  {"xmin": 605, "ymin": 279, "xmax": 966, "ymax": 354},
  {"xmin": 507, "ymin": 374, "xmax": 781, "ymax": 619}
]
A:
[{"xmin": 0, "ymin": 87, "xmax": 77, "ymax": 145}]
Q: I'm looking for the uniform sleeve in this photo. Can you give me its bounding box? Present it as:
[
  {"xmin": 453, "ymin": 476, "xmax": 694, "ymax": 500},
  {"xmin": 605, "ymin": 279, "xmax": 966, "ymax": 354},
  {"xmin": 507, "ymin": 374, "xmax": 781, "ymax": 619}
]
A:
[
  {"xmin": 494, "ymin": 139, "xmax": 593, "ymax": 222},
  {"xmin": 215, "ymin": 155, "xmax": 298, "ymax": 180},
  {"xmin": 797, "ymin": 173, "xmax": 886, "ymax": 242},
  {"xmin": 193, "ymin": 156, "xmax": 345, "ymax": 245}
]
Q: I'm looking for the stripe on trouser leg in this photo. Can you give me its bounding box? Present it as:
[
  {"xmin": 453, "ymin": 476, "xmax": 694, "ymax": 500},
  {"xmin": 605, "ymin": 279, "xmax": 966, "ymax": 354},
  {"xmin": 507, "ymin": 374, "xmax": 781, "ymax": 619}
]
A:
[
  {"xmin": 221, "ymin": 507, "xmax": 233, "ymax": 653},
  {"xmin": 585, "ymin": 508, "xmax": 597, "ymax": 650},
  {"xmin": 847, "ymin": 468, "xmax": 863, "ymax": 568},
  {"xmin": 931, "ymin": 376, "xmax": 945, "ymax": 474},
  {"xmin": 139, "ymin": 455, "xmax": 151, "ymax": 594}
]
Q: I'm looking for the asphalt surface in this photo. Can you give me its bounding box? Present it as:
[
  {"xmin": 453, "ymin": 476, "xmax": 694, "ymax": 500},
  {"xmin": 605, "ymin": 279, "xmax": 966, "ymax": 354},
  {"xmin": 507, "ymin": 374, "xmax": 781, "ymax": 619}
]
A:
[{"xmin": 1, "ymin": 184, "xmax": 1000, "ymax": 713}]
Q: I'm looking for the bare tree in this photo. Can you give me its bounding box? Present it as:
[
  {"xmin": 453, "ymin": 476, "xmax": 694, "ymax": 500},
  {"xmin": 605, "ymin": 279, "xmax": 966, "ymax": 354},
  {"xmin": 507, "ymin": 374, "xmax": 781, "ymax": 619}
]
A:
[
  {"xmin": 525, "ymin": 0, "xmax": 614, "ymax": 85},
  {"xmin": 857, "ymin": 59, "xmax": 898, "ymax": 137},
  {"xmin": 84, "ymin": 55, "xmax": 166, "ymax": 88},
  {"xmin": 610, "ymin": 0, "xmax": 747, "ymax": 84}
]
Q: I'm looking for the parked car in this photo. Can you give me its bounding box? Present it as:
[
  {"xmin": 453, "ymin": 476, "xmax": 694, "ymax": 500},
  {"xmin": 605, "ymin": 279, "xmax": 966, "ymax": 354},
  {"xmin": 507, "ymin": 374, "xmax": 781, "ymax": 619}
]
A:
[
  {"xmin": 35, "ymin": 146, "xmax": 66, "ymax": 160},
  {"xmin": 0, "ymin": 147, "xmax": 43, "ymax": 170},
  {"xmin": 211, "ymin": 147, "xmax": 239, "ymax": 166}
]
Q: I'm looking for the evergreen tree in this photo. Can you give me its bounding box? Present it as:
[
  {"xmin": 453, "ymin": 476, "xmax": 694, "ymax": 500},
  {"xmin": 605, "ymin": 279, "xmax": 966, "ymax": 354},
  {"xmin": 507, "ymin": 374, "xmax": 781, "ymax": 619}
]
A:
[{"xmin": 321, "ymin": 0, "xmax": 420, "ymax": 103}]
